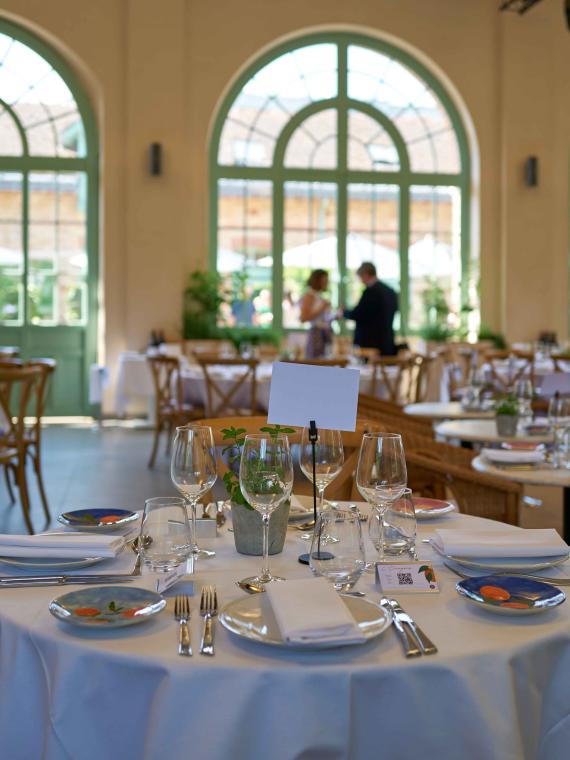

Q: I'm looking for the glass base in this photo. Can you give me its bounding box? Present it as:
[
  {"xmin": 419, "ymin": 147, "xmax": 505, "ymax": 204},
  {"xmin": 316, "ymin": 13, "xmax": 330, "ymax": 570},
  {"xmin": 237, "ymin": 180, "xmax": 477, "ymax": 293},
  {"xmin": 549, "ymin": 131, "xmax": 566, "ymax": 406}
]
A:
[
  {"xmin": 241, "ymin": 573, "xmax": 285, "ymax": 587},
  {"xmin": 192, "ymin": 547, "xmax": 215, "ymax": 559}
]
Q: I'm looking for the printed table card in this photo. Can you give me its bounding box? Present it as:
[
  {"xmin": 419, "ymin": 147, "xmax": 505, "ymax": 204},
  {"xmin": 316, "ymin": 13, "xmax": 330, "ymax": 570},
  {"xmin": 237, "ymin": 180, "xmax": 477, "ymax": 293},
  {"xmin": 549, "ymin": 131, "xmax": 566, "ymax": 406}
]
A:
[
  {"xmin": 267, "ymin": 361, "xmax": 360, "ymax": 431},
  {"xmin": 375, "ymin": 561, "xmax": 440, "ymax": 594}
]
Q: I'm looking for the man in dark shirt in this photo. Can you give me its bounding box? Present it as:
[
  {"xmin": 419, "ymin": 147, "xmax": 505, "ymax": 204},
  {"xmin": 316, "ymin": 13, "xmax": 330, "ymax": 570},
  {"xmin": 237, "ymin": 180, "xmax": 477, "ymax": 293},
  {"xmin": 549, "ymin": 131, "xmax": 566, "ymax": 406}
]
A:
[{"xmin": 343, "ymin": 262, "xmax": 399, "ymax": 356}]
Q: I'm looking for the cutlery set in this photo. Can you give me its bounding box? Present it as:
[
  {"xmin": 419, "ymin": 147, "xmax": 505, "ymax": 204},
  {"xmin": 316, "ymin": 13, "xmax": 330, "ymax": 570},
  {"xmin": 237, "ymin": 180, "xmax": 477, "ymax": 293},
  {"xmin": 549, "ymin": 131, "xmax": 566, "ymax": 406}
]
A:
[
  {"xmin": 174, "ymin": 586, "xmax": 218, "ymax": 657},
  {"xmin": 380, "ymin": 598, "xmax": 438, "ymax": 657}
]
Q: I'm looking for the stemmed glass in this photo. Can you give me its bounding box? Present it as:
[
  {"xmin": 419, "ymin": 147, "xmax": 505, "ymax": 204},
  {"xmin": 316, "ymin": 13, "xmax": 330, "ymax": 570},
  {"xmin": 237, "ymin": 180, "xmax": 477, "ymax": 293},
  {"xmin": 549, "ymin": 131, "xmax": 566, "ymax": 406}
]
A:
[
  {"xmin": 548, "ymin": 396, "xmax": 570, "ymax": 468},
  {"xmin": 300, "ymin": 427, "xmax": 344, "ymax": 513},
  {"xmin": 171, "ymin": 425, "xmax": 218, "ymax": 559},
  {"xmin": 515, "ymin": 379, "xmax": 534, "ymax": 422},
  {"xmin": 356, "ymin": 432, "xmax": 407, "ymax": 563},
  {"xmin": 238, "ymin": 434, "xmax": 293, "ymax": 588}
]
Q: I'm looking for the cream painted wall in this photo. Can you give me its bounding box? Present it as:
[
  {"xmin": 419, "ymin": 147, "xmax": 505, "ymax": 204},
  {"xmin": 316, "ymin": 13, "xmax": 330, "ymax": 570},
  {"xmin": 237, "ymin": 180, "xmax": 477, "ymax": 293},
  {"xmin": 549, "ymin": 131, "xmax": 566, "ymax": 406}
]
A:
[{"xmin": 0, "ymin": 0, "xmax": 569, "ymax": 408}]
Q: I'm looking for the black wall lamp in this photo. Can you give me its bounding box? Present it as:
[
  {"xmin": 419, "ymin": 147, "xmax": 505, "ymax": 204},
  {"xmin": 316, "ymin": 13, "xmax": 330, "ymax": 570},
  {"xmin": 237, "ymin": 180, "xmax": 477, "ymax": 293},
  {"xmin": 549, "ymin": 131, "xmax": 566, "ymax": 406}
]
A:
[
  {"xmin": 149, "ymin": 143, "xmax": 162, "ymax": 176},
  {"xmin": 524, "ymin": 156, "xmax": 538, "ymax": 187}
]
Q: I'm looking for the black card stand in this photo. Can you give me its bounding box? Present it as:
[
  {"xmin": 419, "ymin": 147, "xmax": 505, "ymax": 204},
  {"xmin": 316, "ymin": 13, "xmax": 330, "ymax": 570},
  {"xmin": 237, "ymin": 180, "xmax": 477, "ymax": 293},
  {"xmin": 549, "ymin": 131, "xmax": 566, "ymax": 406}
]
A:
[{"xmin": 298, "ymin": 419, "xmax": 334, "ymax": 565}]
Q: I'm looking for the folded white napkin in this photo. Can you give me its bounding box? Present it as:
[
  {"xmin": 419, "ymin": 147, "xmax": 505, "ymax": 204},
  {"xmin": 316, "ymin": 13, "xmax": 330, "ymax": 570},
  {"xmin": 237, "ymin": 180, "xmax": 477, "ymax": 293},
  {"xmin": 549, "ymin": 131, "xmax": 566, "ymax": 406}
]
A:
[
  {"xmin": 266, "ymin": 577, "xmax": 366, "ymax": 645},
  {"xmin": 0, "ymin": 533, "xmax": 125, "ymax": 559},
  {"xmin": 289, "ymin": 495, "xmax": 312, "ymax": 518},
  {"xmin": 482, "ymin": 448, "xmax": 545, "ymax": 464},
  {"xmin": 432, "ymin": 528, "xmax": 568, "ymax": 558}
]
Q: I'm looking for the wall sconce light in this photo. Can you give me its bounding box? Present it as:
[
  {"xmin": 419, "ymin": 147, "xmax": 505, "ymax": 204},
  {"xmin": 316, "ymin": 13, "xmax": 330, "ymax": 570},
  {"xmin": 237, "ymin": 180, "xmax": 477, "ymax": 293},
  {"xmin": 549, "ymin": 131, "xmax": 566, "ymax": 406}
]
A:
[
  {"xmin": 149, "ymin": 143, "xmax": 162, "ymax": 176},
  {"xmin": 524, "ymin": 156, "xmax": 538, "ymax": 187}
]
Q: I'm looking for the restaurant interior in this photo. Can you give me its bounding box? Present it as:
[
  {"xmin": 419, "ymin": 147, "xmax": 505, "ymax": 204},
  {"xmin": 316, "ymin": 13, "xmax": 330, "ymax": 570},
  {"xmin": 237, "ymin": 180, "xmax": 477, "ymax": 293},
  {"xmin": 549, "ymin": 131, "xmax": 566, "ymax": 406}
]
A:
[{"xmin": 0, "ymin": 0, "xmax": 570, "ymax": 758}]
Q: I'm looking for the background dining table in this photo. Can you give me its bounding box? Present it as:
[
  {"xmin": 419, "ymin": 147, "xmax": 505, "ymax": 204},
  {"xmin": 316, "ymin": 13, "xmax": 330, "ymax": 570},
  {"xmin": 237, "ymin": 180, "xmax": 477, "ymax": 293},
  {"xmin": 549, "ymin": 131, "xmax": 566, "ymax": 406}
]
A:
[
  {"xmin": 435, "ymin": 418, "xmax": 553, "ymax": 445},
  {"xmin": 1, "ymin": 507, "xmax": 570, "ymax": 759}
]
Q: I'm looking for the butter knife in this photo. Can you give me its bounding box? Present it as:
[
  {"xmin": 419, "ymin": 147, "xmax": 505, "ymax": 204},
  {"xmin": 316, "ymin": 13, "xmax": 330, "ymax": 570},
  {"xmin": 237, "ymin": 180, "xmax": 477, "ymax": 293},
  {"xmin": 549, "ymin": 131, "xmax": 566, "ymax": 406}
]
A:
[
  {"xmin": 387, "ymin": 599, "xmax": 438, "ymax": 655},
  {"xmin": 0, "ymin": 574, "xmax": 135, "ymax": 588},
  {"xmin": 380, "ymin": 598, "xmax": 421, "ymax": 657}
]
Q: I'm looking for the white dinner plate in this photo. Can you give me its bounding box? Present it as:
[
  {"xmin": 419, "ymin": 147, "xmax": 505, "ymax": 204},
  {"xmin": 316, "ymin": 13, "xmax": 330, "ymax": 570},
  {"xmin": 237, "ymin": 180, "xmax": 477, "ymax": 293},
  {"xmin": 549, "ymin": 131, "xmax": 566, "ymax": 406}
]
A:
[
  {"xmin": 444, "ymin": 552, "xmax": 570, "ymax": 572},
  {"xmin": 0, "ymin": 555, "xmax": 105, "ymax": 570},
  {"xmin": 413, "ymin": 497, "xmax": 456, "ymax": 520},
  {"xmin": 220, "ymin": 593, "xmax": 391, "ymax": 649}
]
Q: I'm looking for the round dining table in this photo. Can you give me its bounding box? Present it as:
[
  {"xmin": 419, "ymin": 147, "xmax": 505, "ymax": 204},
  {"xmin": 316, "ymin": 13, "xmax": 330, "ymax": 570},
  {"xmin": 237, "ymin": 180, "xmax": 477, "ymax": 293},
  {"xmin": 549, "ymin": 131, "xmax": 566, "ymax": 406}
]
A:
[
  {"xmin": 404, "ymin": 401, "xmax": 495, "ymax": 420},
  {"xmin": 436, "ymin": 418, "xmax": 553, "ymax": 445},
  {"xmin": 1, "ymin": 508, "xmax": 570, "ymax": 759}
]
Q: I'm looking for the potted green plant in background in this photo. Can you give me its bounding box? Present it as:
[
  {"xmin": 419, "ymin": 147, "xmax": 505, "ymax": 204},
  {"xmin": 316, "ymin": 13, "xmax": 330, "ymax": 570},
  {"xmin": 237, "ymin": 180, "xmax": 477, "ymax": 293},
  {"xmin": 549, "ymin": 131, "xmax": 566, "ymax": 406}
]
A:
[
  {"xmin": 182, "ymin": 271, "xmax": 227, "ymax": 340},
  {"xmin": 495, "ymin": 394, "xmax": 519, "ymax": 437},
  {"xmin": 221, "ymin": 423, "xmax": 296, "ymax": 555},
  {"xmin": 418, "ymin": 279, "xmax": 456, "ymax": 347}
]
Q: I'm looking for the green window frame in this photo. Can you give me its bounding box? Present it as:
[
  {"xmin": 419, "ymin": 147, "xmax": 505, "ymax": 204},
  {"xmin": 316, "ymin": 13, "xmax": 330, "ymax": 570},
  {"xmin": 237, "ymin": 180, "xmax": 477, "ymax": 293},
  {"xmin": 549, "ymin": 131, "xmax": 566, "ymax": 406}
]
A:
[
  {"xmin": 210, "ymin": 32, "xmax": 472, "ymax": 335},
  {"xmin": 0, "ymin": 18, "xmax": 98, "ymax": 350}
]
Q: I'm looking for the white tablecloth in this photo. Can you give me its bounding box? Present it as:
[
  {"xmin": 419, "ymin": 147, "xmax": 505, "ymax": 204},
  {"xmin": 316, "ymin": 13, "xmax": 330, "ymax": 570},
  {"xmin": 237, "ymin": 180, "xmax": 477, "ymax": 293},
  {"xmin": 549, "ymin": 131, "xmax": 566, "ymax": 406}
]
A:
[{"xmin": 1, "ymin": 510, "xmax": 570, "ymax": 758}]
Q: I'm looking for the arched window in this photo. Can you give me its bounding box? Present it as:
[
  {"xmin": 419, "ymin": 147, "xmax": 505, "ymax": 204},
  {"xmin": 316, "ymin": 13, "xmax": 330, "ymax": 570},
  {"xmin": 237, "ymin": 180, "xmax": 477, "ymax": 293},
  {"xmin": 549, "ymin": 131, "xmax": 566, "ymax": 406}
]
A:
[
  {"xmin": 0, "ymin": 19, "xmax": 98, "ymax": 413},
  {"xmin": 210, "ymin": 32, "xmax": 474, "ymax": 335}
]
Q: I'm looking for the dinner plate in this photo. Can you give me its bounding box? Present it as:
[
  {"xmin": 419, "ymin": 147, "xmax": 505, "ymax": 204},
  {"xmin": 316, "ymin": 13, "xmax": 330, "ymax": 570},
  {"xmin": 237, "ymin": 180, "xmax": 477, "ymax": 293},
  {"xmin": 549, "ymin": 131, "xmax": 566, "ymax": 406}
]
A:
[
  {"xmin": 49, "ymin": 586, "xmax": 166, "ymax": 628},
  {"xmin": 219, "ymin": 593, "xmax": 391, "ymax": 649},
  {"xmin": 58, "ymin": 508, "xmax": 139, "ymax": 531},
  {"xmin": 413, "ymin": 497, "xmax": 456, "ymax": 520},
  {"xmin": 444, "ymin": 551, "xmax": 570, "ymax": 572},
  {"xmin": 482, "ymin": 450, "xmax": 545, "ymax": 465},
  {"xmin": 456, "ymin": 574, "xmax": 565, "ymax": 615},
  {"xmin": 0, "ymin": 555, "xmax": 105, "ymax": 570}
]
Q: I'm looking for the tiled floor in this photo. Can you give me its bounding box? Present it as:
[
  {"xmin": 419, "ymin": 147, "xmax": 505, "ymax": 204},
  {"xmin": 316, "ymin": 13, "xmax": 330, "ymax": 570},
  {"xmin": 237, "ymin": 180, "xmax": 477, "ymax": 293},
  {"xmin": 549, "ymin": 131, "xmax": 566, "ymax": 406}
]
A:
[{"xmin": 0, "ymin": 424, "xmax": 183, "ymax": 535}]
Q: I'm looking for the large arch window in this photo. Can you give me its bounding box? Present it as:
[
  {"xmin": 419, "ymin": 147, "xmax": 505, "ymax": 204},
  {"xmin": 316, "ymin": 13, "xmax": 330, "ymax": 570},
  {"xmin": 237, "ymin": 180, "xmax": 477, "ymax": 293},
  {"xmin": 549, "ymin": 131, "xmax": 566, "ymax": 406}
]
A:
[
  {"xmin": 210, "ymin": 33, "xmax": 474, "ymax": 334},
  {"xmin": 0, "ymin": 19, "xmax": 98, "ymax": 414}
]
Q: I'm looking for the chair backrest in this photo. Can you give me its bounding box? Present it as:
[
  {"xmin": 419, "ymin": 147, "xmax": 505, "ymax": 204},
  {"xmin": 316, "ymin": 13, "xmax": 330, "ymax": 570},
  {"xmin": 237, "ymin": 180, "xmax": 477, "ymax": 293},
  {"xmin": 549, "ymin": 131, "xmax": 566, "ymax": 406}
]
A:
[
  {"xmin": 196, "ymin": 357, "xmax": 258, "ymax": 417},
  {"xmin": 405, "ymin": 450, "xmax": 521, "ymax": 525},
  {"xmin": 280, "ymin": 358, "xmax": 348, "ymax": 368},
  {"xmin": 485, "ymin": 350, "xmax": 535, "ymax": 393},
  {"xmin": 147, "ymin": 355, "xmax": 182, "ymax": 416},
  {"xmin": 551, "ymin": 353, "xmax": 570, "ymax": 373},
  {"xmin": 357, "ymin": 393, "xmax": 434, "ymax": 433},
  {"xmin": 408, "ymin": 354, "xmax": 436, "ymax": 404},
  {"xmin": 0, "ymin": 366, "xmax": 40, "ymax": 449},
  {"xmin": 182, "ymin": 340, "xmax": 236, "ymax": 361},
  {"xmin": 23, "ymin": 359, "xmax": 57, "ymax": 445},
  {"xmin": 0, "ymin": 347, "xmax": 19, "ymax": 359},
  {"xmin": 369, "ymin": 356, "xmax": 415, "ymax": 403}
]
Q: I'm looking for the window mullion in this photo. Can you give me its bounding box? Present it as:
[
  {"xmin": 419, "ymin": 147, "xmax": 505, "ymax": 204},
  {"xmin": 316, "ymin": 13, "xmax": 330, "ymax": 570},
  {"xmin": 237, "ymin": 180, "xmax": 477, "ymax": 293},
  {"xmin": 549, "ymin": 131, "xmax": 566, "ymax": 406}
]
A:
[
  {"xmin": 399, "ymin": 182, "xmax": 410, "ymax": 337},
  {"xmin": 272, "ymin": 179, "xmax": 284, "ymax": 331},
  {"xmin": 337, "ymin": 42, "xmax": 348, "ymax": 326}
]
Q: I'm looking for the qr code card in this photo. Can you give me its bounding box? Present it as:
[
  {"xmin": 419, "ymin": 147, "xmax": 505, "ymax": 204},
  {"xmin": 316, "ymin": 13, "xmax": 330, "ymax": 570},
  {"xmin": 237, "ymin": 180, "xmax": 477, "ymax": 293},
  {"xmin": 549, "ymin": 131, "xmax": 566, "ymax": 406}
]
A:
[{"xmin": 375, "ymin": 561, "xmax": 439, "ymax": 594}]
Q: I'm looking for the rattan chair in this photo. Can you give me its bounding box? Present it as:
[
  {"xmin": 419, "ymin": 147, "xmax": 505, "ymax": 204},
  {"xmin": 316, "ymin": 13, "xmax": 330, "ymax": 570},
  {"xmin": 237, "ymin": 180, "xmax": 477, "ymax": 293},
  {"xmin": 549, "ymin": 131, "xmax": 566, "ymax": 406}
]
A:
[
  {"xmin": 195, "ymin": 357, "xmax": 259, "ymax": 418},
  {"xmin": 369, "ymin": 356, "xmax": 416, "ymax": 403},
  {"xmin": 0, "ymin": 366, "xmax": 41, "ymax": 533},
  {"xmin": 147, "ymin": 355, "xmax": 203, "ymax": 468},
  {"xmin": 357, "ymin": 393, "xmax": 434, "ymax": 435},
  {"xmin": 485, "ymin": 350, "xmax": 535, "ymax": 393}
]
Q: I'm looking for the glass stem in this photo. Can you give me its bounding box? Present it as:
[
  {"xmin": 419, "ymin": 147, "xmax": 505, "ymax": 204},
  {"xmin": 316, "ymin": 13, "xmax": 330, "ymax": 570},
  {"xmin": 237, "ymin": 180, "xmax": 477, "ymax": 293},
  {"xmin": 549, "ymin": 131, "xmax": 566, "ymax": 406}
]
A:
[
  {"xmin": 261, "ymin": 512, "xmax": 271, "ymax": 581},
  {"xmin": 378, "ymin": 504, "xmax": 386, "ymax": 562},
  {"xmin": 318, "ymin": 485, "xmax": 326, "ymax": 512},
  {"xmin": 189, "ymin": 499, "xmax": 199, "ymax": 553}
]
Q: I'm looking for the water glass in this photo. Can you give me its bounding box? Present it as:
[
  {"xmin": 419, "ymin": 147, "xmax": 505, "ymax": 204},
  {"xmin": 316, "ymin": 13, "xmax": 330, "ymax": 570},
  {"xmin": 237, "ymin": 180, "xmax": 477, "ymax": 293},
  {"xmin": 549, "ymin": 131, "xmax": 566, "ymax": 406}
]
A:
[
  {"xmin": 514, "ymin": 379, "xmax": 533, "ymax": 421},
  {"xmin": 309, "ymin": 505, "xmax": 366, "ymax": 590},
  {"xmin": 369, "ymin": 488, "xmax": 416, "ymax": 559},
  {"xmin": 140, "ymin": 497, "xmax": 191, "ymax": 572}
]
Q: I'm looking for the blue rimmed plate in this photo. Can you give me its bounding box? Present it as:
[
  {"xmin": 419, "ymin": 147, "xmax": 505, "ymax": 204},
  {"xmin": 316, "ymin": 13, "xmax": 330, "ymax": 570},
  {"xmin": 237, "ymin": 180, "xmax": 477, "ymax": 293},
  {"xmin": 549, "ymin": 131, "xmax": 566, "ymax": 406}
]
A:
[
  {"xmin": 49, "ymin": 586, "xmax": 166, "ymax": 628},
  {"xmin": 58, "ymin": 508, "xmax": 139, "ymax": 531},
  {"xmin": 456, "ymin": 574, "xmax": 565, "ymax": 615}
]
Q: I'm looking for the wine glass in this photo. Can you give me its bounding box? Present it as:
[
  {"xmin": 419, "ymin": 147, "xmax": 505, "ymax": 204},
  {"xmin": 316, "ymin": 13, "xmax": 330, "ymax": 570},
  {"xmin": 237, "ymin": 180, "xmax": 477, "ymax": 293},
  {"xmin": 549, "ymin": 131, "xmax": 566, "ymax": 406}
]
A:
[
  {"xmin": 139, "ymin": 497, "xmax": 192, "ymax": 572},
  {"xmin": 369, "ymin": 488, "xmax": 416, "ymax": 560},
  {"xmin": 171, "ymin": 425, "xmax": 218, "ymax": 559},
  {"xmin": 309, "ymin": 505, "xmax": 366, "ymax": 591},
  {"xmin": 356, "ymin": 432, "xmax": 407, "ymax": 563},
  {"xmin": 300, "ymin": 427, "xmax": 344, "ymax": 512},
  {"xmin": 515, "ymin": 379, "xmax": 534, "ymax": 421},
  {"xmin": 548, "ymin": 396, "xmax": 570, "ymax": 468},
  {"xmin": 238, "ymin": 434, "xmax": 293, "ymax": 588}
]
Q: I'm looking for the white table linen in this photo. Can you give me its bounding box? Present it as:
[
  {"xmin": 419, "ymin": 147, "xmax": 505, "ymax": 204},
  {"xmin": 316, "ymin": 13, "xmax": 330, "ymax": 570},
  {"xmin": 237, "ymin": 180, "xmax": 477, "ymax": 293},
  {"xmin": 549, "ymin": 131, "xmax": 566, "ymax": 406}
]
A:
[
  {"xmin": 1, "ymin": 511, "xmax": 570, "ymax": 758},
  {"xmin": 0, "ymin": 532, "xmax": 124, "ymax": 559},
  {"xmin": 432, "ymin": 527, "xmax": 568, "ymax": 558}
]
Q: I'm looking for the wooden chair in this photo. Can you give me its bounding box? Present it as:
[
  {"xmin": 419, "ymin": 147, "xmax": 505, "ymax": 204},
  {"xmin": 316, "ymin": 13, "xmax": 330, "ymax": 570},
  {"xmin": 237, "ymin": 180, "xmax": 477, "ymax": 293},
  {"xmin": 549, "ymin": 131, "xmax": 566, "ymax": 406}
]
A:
[
  {"xmin": 281, "ymin": 358, "xmax": 349, "ymax": 368},
  {"xmin": 147, "ymin": 355, "xmax": 203, "ymax": 468},
  {"xmin": 0, "ymin": 347, "xmax": 19, "ymax": 359},
  {"xmin": 182, "ymin": 340, "xmax": 235, "ymax": 361},
  {"xmin": 485, "ymin": 350, "xmax": 535, "ymax": 393},
  {"xmin": 357, "ymin": 394, "xmax": 434, "ymax": 435},
  {"xmin": 0, "ymin": 366, "xmax": 41, "ymax": 533},
  {"xmin": 196, "ymin": 357, "xmax": 259, "ymax": 418},
  {"xmin": 369, "ymin": 356, "xmax": 416, "ymax": 404},
  {"xmin": 551, "ymin": 353, "xmax": 570, "ymax": 372},
  {"xmin": 408, "ymin": 354, "xmax": 436, "ymax": 403},
  {"xmin": 353, "ymin": 347, "xmax": 380, "ymax": 363}
]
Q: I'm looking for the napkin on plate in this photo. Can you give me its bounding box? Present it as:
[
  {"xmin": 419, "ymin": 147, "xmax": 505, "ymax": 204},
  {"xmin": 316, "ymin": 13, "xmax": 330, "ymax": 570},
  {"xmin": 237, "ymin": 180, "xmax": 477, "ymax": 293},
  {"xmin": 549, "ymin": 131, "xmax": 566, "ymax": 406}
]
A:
[
  {"xmin": 481, "ymin": 448, "xmax": 545, "ymax": 464},
  {"xmin": 0, "ymin": 533, "xmax": 125, "ymax": 559},
  {"xmin": 289, "ymin": 495, "xmax": 312, "ymax": 519},
  {"xmin": 431, "ymin": 528, "xmax": 568, "ymax": 558},
  {"xmin": 266, "ymin": 577, "xmax": 366, "ymax": 645}
]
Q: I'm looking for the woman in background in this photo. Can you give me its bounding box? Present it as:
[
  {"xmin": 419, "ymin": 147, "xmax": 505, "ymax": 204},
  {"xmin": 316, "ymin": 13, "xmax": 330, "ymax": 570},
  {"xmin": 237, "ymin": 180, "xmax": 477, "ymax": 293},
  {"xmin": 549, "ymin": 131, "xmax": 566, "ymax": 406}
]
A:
[{"xmin": 299, "ymin": 269, "xmax": 334, "ymax": 358}]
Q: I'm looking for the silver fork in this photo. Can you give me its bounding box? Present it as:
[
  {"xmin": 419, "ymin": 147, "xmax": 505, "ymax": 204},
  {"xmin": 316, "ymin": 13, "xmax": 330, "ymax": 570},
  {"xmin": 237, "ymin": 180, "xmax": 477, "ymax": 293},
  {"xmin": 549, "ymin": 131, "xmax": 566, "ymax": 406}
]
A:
[
  {"xmin": 200, "ymin": 585, "xmax": 218, "ymax": 656},
  {"xmin": 174, "ymin": 595, "xmax": 192, "ymax": 656}
]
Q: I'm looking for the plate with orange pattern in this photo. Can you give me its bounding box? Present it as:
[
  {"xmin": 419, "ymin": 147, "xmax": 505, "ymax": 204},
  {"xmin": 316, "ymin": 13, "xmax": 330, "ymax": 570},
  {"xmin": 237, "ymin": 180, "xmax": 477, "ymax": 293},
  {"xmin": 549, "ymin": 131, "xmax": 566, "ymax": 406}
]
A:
[
  {"xmin": 58, "ymin": 508, "xmax": 139, "ymax": 531},
  {"xmin": 49, "ymin": 586, "xmax": 166, "ymax": 628},
  {"xmin": 456, "ymin": 575, "xmax": 565, "ymax": 615}
]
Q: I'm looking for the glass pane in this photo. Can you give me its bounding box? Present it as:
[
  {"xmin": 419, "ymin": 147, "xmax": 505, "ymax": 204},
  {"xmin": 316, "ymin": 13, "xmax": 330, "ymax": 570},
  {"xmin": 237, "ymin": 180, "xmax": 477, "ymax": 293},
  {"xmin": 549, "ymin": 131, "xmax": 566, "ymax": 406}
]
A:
[
  {"xmin": 348, "ymin": 110, "xmax": 399, "ymax": 171},
  {"xmin": 284, "ymin": 109, "xmax": 337, "ymax": 169},
  {"xmin": 346, "ymin": 184, "xmax": 400, "ymax": 313},
  {"xmin": 409, "ymin": 185, "xmax": 462, "ymax": 330},
  {"xmin": 283, "ymin": 182, "xmax": 338, "ymax": 329},
  {"xmin": 347, "ymin": 44, "xmax": 461, "ymax": 173},
  {"xmin": 28, "ymin": 171, "xmax": 88, "ymax": 325},
  {"xmin": 0, "ymin": 172, "xmax": 23, "ymax": 324},
  {"xmin": 219, "ymin": 44, "xmax": 337, "ymax": 167},
  {"xmin": 0, "ymin": 105, "xmax": 23, "ymax": 155},
  {"xmin": 217, "ymin": 179, "xmax": 273, "ymax": 326},
  {"xmin": 0, "ymin": 33, "xmax": 84, "ymax": 157}
]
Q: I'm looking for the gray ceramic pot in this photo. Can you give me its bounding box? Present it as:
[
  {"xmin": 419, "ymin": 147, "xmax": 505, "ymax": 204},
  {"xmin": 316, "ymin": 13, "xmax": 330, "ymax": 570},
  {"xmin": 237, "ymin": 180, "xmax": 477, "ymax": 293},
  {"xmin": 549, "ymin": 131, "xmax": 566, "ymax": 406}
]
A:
[
  {"xmin": 231, "ymin": 500, "xmax": 290, "ymax": 556},
  {"xmin": 496, "ymin": 414, "xmax": 518, "ymax": 437}
]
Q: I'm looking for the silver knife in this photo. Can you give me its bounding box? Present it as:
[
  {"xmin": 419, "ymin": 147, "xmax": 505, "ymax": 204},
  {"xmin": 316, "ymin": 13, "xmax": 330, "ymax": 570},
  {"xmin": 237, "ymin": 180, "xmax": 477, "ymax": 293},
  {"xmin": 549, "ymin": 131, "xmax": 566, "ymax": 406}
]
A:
[
  {"xmin": 0, "ymin": 574, "xmax": 135, "ymax": 588},
  {"xmin": 380, "ymin": 598, "xmax": 421, "ymax": 657},
  {"xmin": 388, "ymin": 599, "xmax": 438, "ymax": 655}
]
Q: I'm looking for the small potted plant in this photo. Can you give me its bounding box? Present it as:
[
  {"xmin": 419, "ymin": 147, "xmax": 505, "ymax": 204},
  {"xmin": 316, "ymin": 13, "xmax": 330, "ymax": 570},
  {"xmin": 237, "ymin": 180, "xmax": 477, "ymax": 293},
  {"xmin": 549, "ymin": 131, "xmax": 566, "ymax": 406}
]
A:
[
  {"xmin": 221, "ymin": 424, "xmax": 295, "ymax": 555},
  {"xmin": 495, "ymin": 394, "xmax": 519, "ymax": 437}
]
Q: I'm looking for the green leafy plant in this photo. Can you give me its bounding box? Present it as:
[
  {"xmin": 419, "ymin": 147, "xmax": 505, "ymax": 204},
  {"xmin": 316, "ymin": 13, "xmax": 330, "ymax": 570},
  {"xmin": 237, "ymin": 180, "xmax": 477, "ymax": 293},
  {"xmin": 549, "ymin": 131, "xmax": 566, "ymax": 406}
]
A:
[
  {"xmin": 495, "ymin": 394, "xmax": 519, "ymax": 416},
  {"xmin": 221, "ymin": 424, "xmax": 296, "ymax": 509},
  {"xmin": 222, "ymin": 326, "xmax": 282, "ymax": 352},
  {"xmin": 478, "ymin": 324, "xmax": 507, "ymax": 350},
  {"xmin": 418, "ymin": 278, "xmax": 455, "ymax": 342},
  {"xmin": 182, "ymin": 271, "xmax": 227, "ymax": 339}
]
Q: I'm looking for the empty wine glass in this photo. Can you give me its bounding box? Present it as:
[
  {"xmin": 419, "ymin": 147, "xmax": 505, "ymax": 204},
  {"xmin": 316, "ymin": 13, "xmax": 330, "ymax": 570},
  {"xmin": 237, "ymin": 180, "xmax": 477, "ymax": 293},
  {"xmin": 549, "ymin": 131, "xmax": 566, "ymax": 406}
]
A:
[
  {"xmin": 238, "ymin": 434, "xmax": 293, "ymax": 588},
  {"xmin": 369, "ymin": 488, "xmax": 416, "ymax": 560},
  {"xmin": 140, "ymin": 497, "xmax": 191, "ymax": 572},
  {"xmin": 309, "ymin": 505, "xmax": 366, "ymax": 590},
  {"xmin": 299, "ymin": 427, "xmax": 344, "ymax": 540},
  {"xmin": 171, "ymin": 425, "xmax": 218, "ymax": 559},
  {"xmin": 515, "ymin": 379, "xmax": 534, "ymax": 421},
  {"xmin": 548, "ymin": 396, "xmax": 570, "ymax": 468},
  {"xmin": 357, "ymin": 432, "xmax": 407, "ymax": 563}
]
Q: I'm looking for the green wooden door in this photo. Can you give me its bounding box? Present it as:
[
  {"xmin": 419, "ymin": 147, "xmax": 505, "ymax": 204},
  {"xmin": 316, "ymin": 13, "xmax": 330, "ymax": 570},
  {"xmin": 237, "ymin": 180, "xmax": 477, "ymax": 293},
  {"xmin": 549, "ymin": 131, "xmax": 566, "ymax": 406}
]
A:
[{"xmin": 0, "ymin": 21, "xmax": 98, "ymax": 415}]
